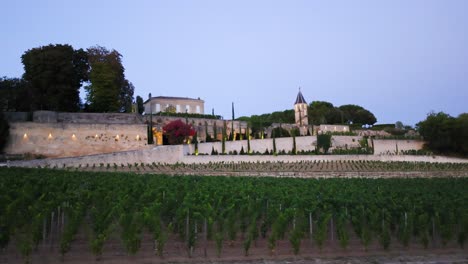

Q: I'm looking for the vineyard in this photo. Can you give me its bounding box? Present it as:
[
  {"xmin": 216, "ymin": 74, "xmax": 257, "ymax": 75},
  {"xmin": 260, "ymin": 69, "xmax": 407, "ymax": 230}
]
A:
[
  {"xmin": 49, "ymin": 160, "xmax": 468, "ymax": 178},
  {"xmin": 0, "ymin": 167, "xmax": 467, "ymax": 263}
]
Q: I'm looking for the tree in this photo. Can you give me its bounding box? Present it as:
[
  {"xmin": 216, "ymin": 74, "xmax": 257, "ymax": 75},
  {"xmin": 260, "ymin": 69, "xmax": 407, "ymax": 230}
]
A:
[
  {"xmin": 417, "ymin": 112, "xmax": 454, "ymax": 153},
  {"xmin": 317, "ymin": 133, "xmax": 332, "ymax": 154},
  {"xmin": 416, "ymin": 112, "xmax": 468, "ymax": 155},
  {"xmin": 0, "ymin": 77, "xmax": 30, "ymax": 111},
  {"xmin": 21, "ymin": 44, "xmax": 89, "ymax": 111},
  {"xmin": 453, "ymin": 113, "xmax": 468, "ymax": 155},
  {"xmin": 271, "ymin": 127, "xmax": 290, "ymax": 138},
  {"xmin": 120, "ymin": 80, "xmax": 134, "ymax": 113},
  {"xmin": 339, "ymin": 104, "xmax": 377, "ymax": 125},
  {"xmin": 163, "ymin": 120, "xmax": 195, "ymax": 145},
  {"xmin": 85, "ymin": 46, "xmax": 133, "ymax": 112},
  {"xmin": 136, "ymin": 96, "xmax": 144, "ymax": 114},
  {"xmin": 0, "ymin": 112, "xmax": 9, "ymax": 152},
  {"xmin": 308, "ymin": 101, "xmax": 336, "ymax": 125},
  {"xmin": 395, "ymin": 121, "xmax": 404, "ymax": 130},
  {"xmin": 231, "ymin": 102, "xmax": 235, "ymax": 141}
]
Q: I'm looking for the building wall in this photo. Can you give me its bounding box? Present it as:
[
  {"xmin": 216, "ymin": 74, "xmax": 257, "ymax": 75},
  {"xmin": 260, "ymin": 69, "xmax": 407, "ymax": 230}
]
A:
[
  {"xmin": 5, "ymin": 122, "xmax": 148, "ymax": 158},
  {"xmin": 144, "ymin": 98, "xmax": 204, "ymax": 114}
]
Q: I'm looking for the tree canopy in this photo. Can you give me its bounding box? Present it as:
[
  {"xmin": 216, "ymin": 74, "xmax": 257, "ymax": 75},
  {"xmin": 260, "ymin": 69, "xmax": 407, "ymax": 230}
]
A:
[
  {"xmin": 239, "ymin": 101, "xmax": 377, "ymax": 133},
  {"xmin": 417, "ymin": 112, "xmax": 468, "ymax": 156},
  {"xmin": 21, "ymin": 44, "xmax": 89, "ymax": 111},
  {"xmin": 85, "ymin": 46, "xmax": 134, "ymax": 112},
  {"xmin": 0, "ymin": 77, "xmax": 30, "ymax": 111}
]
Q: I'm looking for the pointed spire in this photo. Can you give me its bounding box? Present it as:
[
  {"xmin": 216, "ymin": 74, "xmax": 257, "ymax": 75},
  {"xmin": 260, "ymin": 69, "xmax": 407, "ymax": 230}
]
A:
[{"xmin": 295, "ymin": 87, "xmax": 307, "ymax": 105}]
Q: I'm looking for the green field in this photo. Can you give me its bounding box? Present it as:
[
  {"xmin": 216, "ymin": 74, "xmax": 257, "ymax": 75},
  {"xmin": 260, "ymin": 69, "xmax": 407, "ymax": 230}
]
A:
[{"xmin": 0, "ymin": 167, "xmax": 467, "ymax": 261}]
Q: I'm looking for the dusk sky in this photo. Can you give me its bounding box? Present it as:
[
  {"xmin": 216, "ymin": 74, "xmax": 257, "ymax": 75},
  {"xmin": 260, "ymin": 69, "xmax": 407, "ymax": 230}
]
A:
[{"xmin": 1, "ymin": 0, "xmax": 467, "ymax": 126}]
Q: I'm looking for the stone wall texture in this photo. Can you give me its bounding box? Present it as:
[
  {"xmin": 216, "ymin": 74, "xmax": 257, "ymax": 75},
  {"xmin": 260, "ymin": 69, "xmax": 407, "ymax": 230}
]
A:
[
  {"xmin": 5, "ymin": 122, "xmax": 148, "ymax": 158},
  {"xmin": 373, "ymin": 139, "xmax": 425, "ymax": 155},
  {"xmin": 9, "ymin": 145, "xmax": 467, "ymax": 169}
]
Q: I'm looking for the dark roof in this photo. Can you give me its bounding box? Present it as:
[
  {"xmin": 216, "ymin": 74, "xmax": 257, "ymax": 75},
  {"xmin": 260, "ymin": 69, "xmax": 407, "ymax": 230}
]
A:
[
  {"xmin": 295, "ymin": 90, "xmax": 307, "ymax": 105},
  {"xmin": 144, "ymin": 96, "xmax": 203, "ymax": 104}
]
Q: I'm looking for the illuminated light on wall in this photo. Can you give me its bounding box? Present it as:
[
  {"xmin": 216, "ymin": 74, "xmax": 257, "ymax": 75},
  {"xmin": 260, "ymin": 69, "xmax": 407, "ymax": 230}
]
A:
[
  {"xmin": 136, "ymin": 135, "xmax": 140, "ymax": 140},
  {"xmin": 115, "ymin": 135, "xmax": 119, "ymax": 141},
  {"xmin": 95, "ymin": 134, "xmax": 98, "ymax": 138},
  {"xmin": 48, "ymin": 133, "xmax": 53, "ymax": 139},
  {"xmin": 23, "ymin": 133, "xmax": 28, "ymax": 139},
  {"xmin": 72, "ymin": 134, "xmax": 76, "ymax": 140}
]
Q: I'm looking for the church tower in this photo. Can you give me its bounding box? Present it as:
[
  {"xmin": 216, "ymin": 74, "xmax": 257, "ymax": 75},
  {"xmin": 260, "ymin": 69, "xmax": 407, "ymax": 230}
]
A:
[{"xmin": 294, "ymin": 88, "xmax": 308, "ymax": 131}]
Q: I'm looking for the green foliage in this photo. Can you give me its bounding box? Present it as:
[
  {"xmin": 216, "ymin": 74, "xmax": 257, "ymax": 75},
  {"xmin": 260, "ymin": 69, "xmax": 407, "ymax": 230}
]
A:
[
  {"xmin": 21, "ymin": 44, "xmax": 89, "ymax": 111},
  {"xmin": 317, "ymin": 133, "xmax": 332, "ymax": 154},
  {"xmin": 0, "ymin": 112, "xmax": 9, "ymax": 152},
  {"xmin": 271, "ymin": 126, "xmax": 290, "ymax": 138},
  {"xmin": 308, "ymin": 101, "xmax": 342, "ymax": 125},
  {"xmin": 292, "ymin": 135, "xmax": 297, "ymax": 155},
  {"xmin": 1, "ymin": 167, "xmax": 467, "ymax": 257},
  {"xmin": 272, "ymin": 137, "xmax": 277, "ymax": 155},
  {"xmin": 193, "ymin": 132, "xmax": 199, "ymax": 155},
  {"xmin": 417, "ymin": 112, "xmax": 468, "ymax": 156},
  {"xmin": 85, "ymin": 46, "xmax": 133, "ymax": 112},
  {"xmin": 222, "ymin": 121, "xmax": 227, "ymax": 154},
  {"xmin": 237, "ymin": 109, "xmax": 294, "ymax": 135},
  {"xmin": 136, "ymin": 96, "xmax": 144, "ymax": 114},
  {"xmin": 0, "ymin": 77, "xmax": 30, "ymax": 111},
  {"xmin": 339, "ymin": 104, "xmax": 377, "ymax": 125},
  {"xmin": 147, "ymin": 125, "xmax": 154, "ymax": 144},
  {"xmin": 247, "ymin": 123, "xmax": 251, "ymax": 154}
]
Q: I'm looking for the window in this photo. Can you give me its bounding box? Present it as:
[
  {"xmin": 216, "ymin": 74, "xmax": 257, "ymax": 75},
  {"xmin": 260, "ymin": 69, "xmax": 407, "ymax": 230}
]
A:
[
  {"xmin": 186, "ymin": 105, "xmax": 190, "ymax": 113},
  {"xmin": 155, "ymin": 104, "xmax": 160, "ymax": 113},
  {"xmin": 196, "ymin": 105, "xmax": 200, "ymax": 113},
  {"xmin": 176, "ymin": 105, "xmax": 181, "ymax": 113}
]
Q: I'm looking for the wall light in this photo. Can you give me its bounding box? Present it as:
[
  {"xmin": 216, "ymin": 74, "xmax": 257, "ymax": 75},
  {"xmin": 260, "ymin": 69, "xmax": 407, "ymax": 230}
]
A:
[
  {"xmin": 48, "ymin": 133, "xmax": 53, "ymax": 139},
  {"xmin": 136, "ymin": 135, "xmax": 140, "ymax": 140},
  {"xmin": 95, "ymin": 134, "xmax": 98, "ymax": 138},
  {"xmin": 72, "ymin": 134, "xmax": 76, "ymax": 140},
  {"xmin": 115, "ymin": 135, "xmax": 119, "ymax": 141},
  {"xmin": 23, "ymin": 133, "xmax": 28, "ymax": 139}
]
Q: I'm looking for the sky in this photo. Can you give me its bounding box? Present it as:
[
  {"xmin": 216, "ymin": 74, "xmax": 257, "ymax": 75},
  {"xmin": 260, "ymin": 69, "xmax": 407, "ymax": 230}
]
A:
[{"xmin": 1, "ymin": 0, "xmax": 467, "ymax": 126}]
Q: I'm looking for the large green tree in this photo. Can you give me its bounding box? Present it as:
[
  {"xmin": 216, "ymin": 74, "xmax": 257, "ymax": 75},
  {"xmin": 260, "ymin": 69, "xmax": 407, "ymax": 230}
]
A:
[
  {"xmin": 21, "ymin": 44, "xmax": 89, "ymax": 111},
  {"xmin": 417, "ymin": 112, "xmax": 467, "ymax": 155},
  {"xmin": 85, "ymin": 46, "xmax": 134, "ymax": 112},
  {"xmin": 120, "ymin": 80, "xmax": 135, "ymax": 113},
  {"xmin": 339, "ymin": 104, "xmax": 377, "ymax": 125},
  {"xmin": 308, "ymin": 101, "xmax": 343, "ymax": 125}
]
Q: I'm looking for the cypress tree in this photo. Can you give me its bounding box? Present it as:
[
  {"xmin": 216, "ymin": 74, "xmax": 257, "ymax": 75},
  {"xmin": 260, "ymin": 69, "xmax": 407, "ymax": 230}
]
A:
[
  {"xmin": 247, "ymin": 123, "xmax": 251, "ymax": 154},
  {"xmin": 273, "ymin": 136, "xmax": 277, "ymax": 156},
  {"xmin": 193, "ymin": 132, "xmax": 198, "ymax": 155},
  {"xmin": 222, "ymin": 121, "xmax": 227, "ymax": 154},
  {"xmin": 231, "ymin": 102, "xmax": 235, "ymax": 141},
  {"xmin": 292, "ymin": 135, "xmax": 297, "ymax": 155}
]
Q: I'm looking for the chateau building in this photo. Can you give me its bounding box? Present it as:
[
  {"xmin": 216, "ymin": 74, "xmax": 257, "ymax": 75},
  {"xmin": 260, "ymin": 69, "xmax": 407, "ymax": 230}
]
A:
[{"xmin": 144, "ymin": 96, "xmax": 205, "ymax": 115}]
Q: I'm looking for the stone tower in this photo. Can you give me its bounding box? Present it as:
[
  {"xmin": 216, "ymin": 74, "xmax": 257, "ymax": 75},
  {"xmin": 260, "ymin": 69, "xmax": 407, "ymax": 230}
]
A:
[{"xmin": 294, "ymin": 88, "xmax": 308, "ymax": 131}]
